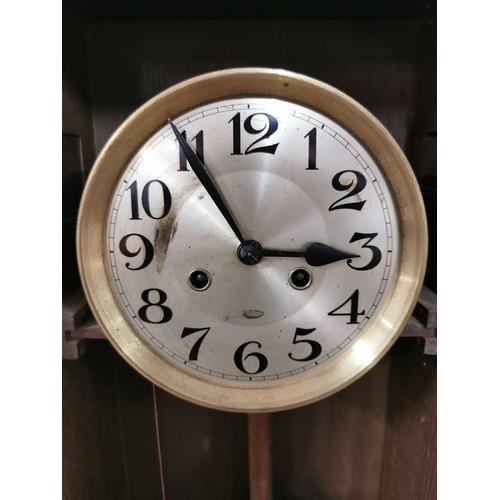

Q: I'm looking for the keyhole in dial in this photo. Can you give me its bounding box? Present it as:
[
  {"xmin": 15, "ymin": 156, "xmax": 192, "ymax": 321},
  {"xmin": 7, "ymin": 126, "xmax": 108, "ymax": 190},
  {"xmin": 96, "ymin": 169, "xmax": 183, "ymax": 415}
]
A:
[
  {"xmin": 289, "ymin": 268, "xmax": 312, "ymax": 290},
  {"xmin": 188, "ymin": 269, "xmax": 212, "ymax": 291}
]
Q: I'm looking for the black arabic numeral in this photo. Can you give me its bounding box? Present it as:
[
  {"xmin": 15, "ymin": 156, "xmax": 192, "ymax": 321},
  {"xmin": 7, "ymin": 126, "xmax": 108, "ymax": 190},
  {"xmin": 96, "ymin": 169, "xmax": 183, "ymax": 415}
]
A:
[
  {"xmin": 288, "ymin": 327, "xmax": 322, "ymax": 362},
  {"xmin": 126, "ymin": 179, "xmax": 141, "ymax": 220},
  {"xmin": 304, "ymin": 127, "xmax": 318, "ymax": 170},
  {"xmin": 178, "ymin": 130, "xmax": 204, "ymax": 171},
  {"xmin": 141, "ymin": 180, "xmax": 171, "ymax": 219},
  {"xmin": 138, "ymin": 288, "xmax": 172, "ymax": 324},
  {"xmin": 234, "ymin": 341, "xmax": 268, "ymax": 374},
  {"xmin": 119, "ymin": 233, "xmax": 154, "ymax": 270},
  {"xmin": 328, "ymin": 289, "xmax": 365, "ymax": 324},
  {"xmin": 347, "ymin": 232, "xmax": 382, "ymax": 271},
  {"xmin": 329, "ymin": 170, "xmax": 367, "ymax": 211},
  {"xmin": 229, "ymin": 112, "xmax": 242, "ymax": 155},
  {"xmin": 181, "ymin": 327, "xmax": 210, "ymax": 361},
  {"xmin": 229, "ymin": 112, "xmax": 279, "ymax": 155},
  {"xmin": 126, "ymin": 180, "xmax": 172, "ymax": 220}
]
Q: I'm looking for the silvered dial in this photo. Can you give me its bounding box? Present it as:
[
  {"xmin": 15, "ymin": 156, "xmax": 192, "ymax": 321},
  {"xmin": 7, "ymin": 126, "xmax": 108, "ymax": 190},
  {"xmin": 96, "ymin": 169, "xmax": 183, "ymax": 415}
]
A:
[{"xmin": 106, "ymin": 97, "xmax": 398, "ymax": 381}]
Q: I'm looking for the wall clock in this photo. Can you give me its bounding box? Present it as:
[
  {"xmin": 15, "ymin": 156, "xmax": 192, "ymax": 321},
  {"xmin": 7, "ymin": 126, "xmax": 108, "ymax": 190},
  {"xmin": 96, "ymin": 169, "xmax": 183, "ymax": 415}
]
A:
[{"xmin": 77, "ymin": 68, "xmax": 427, "ymax": 412}]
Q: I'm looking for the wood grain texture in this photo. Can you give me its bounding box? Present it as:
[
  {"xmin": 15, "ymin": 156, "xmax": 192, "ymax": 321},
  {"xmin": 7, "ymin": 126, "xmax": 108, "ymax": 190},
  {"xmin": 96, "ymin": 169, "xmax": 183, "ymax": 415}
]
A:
[
  {"xmin": 86, "ymin": 18, "xmax": 421, "ymax": 157},
  {"xmin": 380, "ymin": 338, "xmax": 437, "ymax": 499},
  {"xmin": 154, "ymin": 389, "xmax": 249, "ymax": 500},
  {"xmin": 248, "ymin": 414, "xmax": 273, "ymax": 500},
  {"xmin": 62, "ymin": 8, "xmax": 96, "ymax": 175},
  {"xmin": 112, "ymin": 353, "xmax": 164, "ymax": 500},
  {"xmin": 62, "ymin": 8, "xmax": 98, "ymax": 296},
  {"xmin": 62, "ymin": 342, "xmax": 128, "ymax": 500},
  {"xmin": 272, "ymin": 355, "xmax": 391, "ymax": 499}
]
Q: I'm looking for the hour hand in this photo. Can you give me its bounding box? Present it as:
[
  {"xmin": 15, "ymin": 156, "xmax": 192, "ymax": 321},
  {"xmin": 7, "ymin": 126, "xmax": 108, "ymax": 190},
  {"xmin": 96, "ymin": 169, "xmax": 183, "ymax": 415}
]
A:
[
  {"xmin": 262, "ymin": 242, "xmax": 360, "ymax": 267},
  {"xmin": 169, "ymin": 119, "xmax": 245, "ymax": 243}
]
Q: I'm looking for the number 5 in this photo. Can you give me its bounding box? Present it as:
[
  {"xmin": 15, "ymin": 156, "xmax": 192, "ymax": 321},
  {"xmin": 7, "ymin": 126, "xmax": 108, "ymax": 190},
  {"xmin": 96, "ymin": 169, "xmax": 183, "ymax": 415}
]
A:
[{"xmin": 288, "ymin": 328, "xmax": 322, "ymax": 362}]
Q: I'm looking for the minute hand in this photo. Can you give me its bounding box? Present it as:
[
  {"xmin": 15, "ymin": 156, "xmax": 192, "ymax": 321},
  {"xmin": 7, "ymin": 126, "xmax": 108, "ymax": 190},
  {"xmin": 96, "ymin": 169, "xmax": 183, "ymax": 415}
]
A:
[
  {"xmin": 262, "ymin": 242, "xmax": 360, "ymax": 267},
  {"xmin": 169, "ymin": 119, "xmax": 245, "ymax": 243}
]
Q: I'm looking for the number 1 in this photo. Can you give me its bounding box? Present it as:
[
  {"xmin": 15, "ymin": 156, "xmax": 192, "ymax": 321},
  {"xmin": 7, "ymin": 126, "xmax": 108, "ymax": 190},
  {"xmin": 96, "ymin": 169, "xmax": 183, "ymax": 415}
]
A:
[
  {"xmin": 304, "ymin": 127, "xmax": 318, "ymax": 170},
  {"xmin": 178, "ymin": 130, "xmax": 204, "ymax": 171}
]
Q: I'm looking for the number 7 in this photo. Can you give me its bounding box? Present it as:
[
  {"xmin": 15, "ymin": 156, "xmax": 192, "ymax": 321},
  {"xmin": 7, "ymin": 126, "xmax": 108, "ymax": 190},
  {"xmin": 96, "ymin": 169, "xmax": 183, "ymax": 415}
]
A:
[{"xmin": 181, "ymin": 327, "xmax": 211, "ymax": 361}]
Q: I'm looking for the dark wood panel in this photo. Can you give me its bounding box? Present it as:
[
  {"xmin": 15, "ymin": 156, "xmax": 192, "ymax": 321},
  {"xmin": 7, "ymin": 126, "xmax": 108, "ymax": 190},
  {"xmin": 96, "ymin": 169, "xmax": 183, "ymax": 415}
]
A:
[
  {"xmin": 62, "ymin": 8, "xmax": 98, "ymax": 296},
  {"xmin": 272, "ymin": 354, "xmax": 391, "ymax": 499},
  {"xmin": 62, "ymin": 342, "xmax": 128, "ymax": 500},
  {"xmin": 248, "ymin": 414, "xmax": 273, "ymax": 500},
  {"xmin": 62, "ymin": 9, "xmax": 97, "ymax": 175},
  {"xmin": 86, "ymin": 19, "xmax": 422, "ymax": 156},
  {"xmin": 113, "ymin": 353, "xmax": 164, "ymax": 499},
  {"xmin": 155, "ymin": 390, "xmax": 249, "ymax": 500},
  {"xmin": 65, "ymin": 0, "xmax": 432, "ymax": 22},
  {"xmin": 380, "ymin": 338, "xmax": 437, "ymax": 499},
  {"xmin": 62, "ymin": 133, "xmax": 85, "ymax": 294}
]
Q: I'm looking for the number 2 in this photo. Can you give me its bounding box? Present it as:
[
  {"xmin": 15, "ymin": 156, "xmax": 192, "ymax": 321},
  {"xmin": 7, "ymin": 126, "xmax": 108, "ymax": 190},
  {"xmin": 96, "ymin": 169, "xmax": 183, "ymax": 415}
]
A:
[{"xmin": 329, "ymin": 170, "xmax": 367, "ymax": 211}]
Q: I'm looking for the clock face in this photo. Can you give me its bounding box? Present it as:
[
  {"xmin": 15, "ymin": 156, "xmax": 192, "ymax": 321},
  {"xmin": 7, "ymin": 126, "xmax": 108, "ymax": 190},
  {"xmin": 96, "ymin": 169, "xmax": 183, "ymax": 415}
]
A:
[
  {"xmin": 107, "ymin": 98, "xmax": 398, "ymax": 381},
  {"xmin": 78, "ymin": 69, "xmax": 426, "ymax": 411}
]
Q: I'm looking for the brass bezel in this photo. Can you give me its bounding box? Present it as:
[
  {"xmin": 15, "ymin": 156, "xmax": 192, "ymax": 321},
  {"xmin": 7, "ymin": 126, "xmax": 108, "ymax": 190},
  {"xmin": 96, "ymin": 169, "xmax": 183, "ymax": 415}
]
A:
[{"xmin": 77, "ymin": 68, "xmax": 427, "ymax": 412}]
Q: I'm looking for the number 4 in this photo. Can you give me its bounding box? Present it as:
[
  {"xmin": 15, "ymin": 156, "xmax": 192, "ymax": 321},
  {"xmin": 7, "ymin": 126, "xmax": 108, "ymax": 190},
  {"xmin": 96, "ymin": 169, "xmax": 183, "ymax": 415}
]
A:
[{"xmin": 328, "ymin": 289, "xmax": 365, "ymax": 324}]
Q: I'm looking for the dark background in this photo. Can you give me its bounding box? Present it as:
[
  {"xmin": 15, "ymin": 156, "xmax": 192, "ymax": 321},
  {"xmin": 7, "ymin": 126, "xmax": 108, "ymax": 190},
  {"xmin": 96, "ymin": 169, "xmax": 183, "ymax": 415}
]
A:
[{"xmin": 62, "ymin": 1, "xmax": 436, "ymax": 498}]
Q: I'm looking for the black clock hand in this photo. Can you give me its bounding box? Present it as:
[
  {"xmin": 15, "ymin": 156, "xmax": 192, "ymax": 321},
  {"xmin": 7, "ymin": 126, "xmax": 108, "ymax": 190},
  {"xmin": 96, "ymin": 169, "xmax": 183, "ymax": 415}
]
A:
[
  {"xmin": 170, "ymin": 120, "xmax": 357, "ymax": 267},
  {"xmin": 262, "ymin": 242, "xmax": 360, "ymax": 267},
  {"xmin": 169, "ymin": 119, "xmax": 246, "ymax": 244}
]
